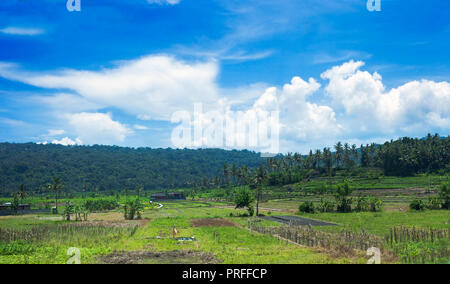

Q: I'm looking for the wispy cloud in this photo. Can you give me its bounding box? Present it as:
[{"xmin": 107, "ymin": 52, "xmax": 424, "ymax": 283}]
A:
[
  {"xmin": 147, "ymin": 0, "xmax": 181, "ymax": 5},
  {"xmin": 0, "ymin": 27, "xmax": 44, "ymax": 36},
  {"xmin": 312, "ymin": 50, "xmax": 372, "ymax": 64}
]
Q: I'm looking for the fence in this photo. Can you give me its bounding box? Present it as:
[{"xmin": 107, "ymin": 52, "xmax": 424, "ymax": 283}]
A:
[{"xmin": 248, "ymin": 220, "xmax": 385, "ymax": 253}]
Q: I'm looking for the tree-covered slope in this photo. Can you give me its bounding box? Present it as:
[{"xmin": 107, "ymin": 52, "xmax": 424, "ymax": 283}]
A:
[{"xmin": 0, "ymin": 143, "xmax": 263, "ymax": 195}]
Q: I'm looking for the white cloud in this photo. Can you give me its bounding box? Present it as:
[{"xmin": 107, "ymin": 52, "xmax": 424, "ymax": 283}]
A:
[
  {"xmin": 321, "ymin": 60, "xmax": 450, "ymax": 135},
  {"xmin": 1, "ymin": 56, "xmax": 449, "ymax": 152},
  {"xmin": 147, "ymin": 0, "xmax": 181, "ymax": 5},
  {"xmin": 51, "ymin": 137, "xmax": 82, "ymax": 146},
  {"xmin": 134, "ymin": 124, "xmax": 149, "ymax": 130},
  {"xmin": 249, "ymin": 76, "xmax": 342, "ymax": 152},
  {"xmin": 67, "ymin": 112, "xmax": 133, "ymax": 145},
  {"xmin": 0, "ymin": 55, "xmax": 220, "ymax": 121},
  {"xmin": 0, "ymin": 27, "xmax": 44, "ymax": 36}
]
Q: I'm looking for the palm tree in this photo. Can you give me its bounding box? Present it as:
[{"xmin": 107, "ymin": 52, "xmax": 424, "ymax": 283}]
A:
[
  {"xmin": 314, "ymin": 149, "xmax": 322, "ymax": 170},
  {"xmin": 351, "ymin": 144, "xmax": 358, "ymax": 165},
  {"xmin": 343, "ymin": 143, "xmax": 352, "ymax": 169},
  {"xmin": 334, "ymin": 142, "xmax": 343, "ymax": 168},
  {"xmin": 254, "ymin": 166, "xmax": 267, "ymax": 216},
  {"xmin": 17, "ymin": 184, "xmax": 28, "ymax": 205},
  {"xmin": 47, "ymin": 177, "xmax": 63, "ymax": 214}
]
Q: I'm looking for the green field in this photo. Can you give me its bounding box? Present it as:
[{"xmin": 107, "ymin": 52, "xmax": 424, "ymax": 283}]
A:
[{"xmin": 1, "ymin": 173, "xmax": 449, "ymax": 264}]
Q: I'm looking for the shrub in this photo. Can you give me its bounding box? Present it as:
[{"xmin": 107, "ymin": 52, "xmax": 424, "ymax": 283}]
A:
[
  {"xmin": 355, "ymin": 196, "xmax": 370, "ymax": 212},
  {"xmin": 368, "ymin": 197, "xmax": 383, "ymax": 212},
  {"xmin": 84, "ymin": 198, "xmax": 119, "ymax": 212},
  {"xmin": 318, "ymin": 198, "xmax": 335, "ymax": 212},
  {"xmin": 409, "ymin": 199, "xmax": 426, "ymax": 211},
  {"xmin": 298, "ymin": 201, "xmax": 315, "ymax": 213},
  {"xmin": 335, "ymin": 182, "xmax": 353, "ymax": 213},
  {"xmin": 62, "ymin": 201, "xmax": 74, "ymax": 221},
  {"xmin": 233, "ymin": 188, "xmax": 255, "ymax": 216},
  {"xmin": 426, "ymin": 197, "xmax": 442, "ymax": 210},
  {"xmin": 123, "ymin": 198, "xmax": 144, "ymax": 220},
  {"xmin": 438, "ymin": 183, "xmax": 449, "ymax": 210}
]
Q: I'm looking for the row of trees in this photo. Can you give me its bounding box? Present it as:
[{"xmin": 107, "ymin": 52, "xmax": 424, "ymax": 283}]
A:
[{"xmin": 216, "ymin": 134, "xmax": 449, "ymax": 189}]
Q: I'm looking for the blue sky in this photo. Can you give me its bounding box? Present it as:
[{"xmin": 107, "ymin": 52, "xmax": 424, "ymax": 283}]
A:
[{"xmin": 0, "ymin": 0, "xmax": 449, "ymax": 153}]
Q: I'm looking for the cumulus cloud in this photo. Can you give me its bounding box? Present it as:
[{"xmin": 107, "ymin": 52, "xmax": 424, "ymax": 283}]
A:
[
  {"xmin": 0, "ymin": 27, "xmax": 44, "ymax": 36},
  {"xmin": 321, "ymin": 60, "xmax": 450, "ymax": 135},
  {"xmin": 1, "ymin": 56, "xmax": 449, "ymax": 152},
  {"xmin": 66, "ymin": 112, "xmax": 133, "ymax": 145},
  {"xmin": 0, "ymin": 55, "xmax": 220, "ymax": 121},
  {"xmin": 51, "ymin": 137, "xmax": 82, "ymax": 146}
]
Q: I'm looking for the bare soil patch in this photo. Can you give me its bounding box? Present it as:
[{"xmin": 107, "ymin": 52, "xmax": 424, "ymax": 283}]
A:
[
  {"xmin": 191, "ymin": 218, "xmax": 236, "ymax": 227},
  {"xmin": 97, "ymin": 250, "xmax": 221, "ymax": 264}
]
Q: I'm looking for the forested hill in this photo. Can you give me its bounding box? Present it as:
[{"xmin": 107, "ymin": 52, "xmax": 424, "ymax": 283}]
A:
[{"xmin": 0, "ymin": 143, "xmax": 263, "ymax": 195}]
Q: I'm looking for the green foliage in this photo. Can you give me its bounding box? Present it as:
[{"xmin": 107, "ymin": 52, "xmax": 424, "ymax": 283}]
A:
[
  {"xmin": 0, "ymin": 143, "xmax": 263, "ymax": 195},
  {"xmin": 84, "ymin": 198, "xmax": 119, "ymax": 212},
  {"xmin": 368, "ymin": 197, "xmax": 383, "ymax": 212},
  {"xmin": 123, "ymin": 198, "xmax": 144, "ymax": 220},
  {"xmin": 62, "ymin": 201, "xmax": 74, "ymax": 221},
  {"xmin": 409, "ymin": 199, "xmax": 426, "ymax": 211},
  {"xmin": 355, "ymin": 196, "xmax": 370, "ymax": 212},
  {"xmin": 298, "ymin": 201, "xmax": 315, "ymax": 213},
  {"xmin": 438, "ymin": 182, "xmax": 449, "ymax": 209},
  {"xmin": 11, "ymin": 194, "xmax": 20, "ymax": 214},
  {"xmin": 426, "ymin": 197, "xmax": 442, "ymax": 210},
  {"xmin": 318, "ymin": 198, "xmax": 335, "ymax": 213},
  {"xmin": 0, "ymin": 242, "xmax": 34, "ymax": 256},
  {"xmin": 334, "ymin": 182, "xmax": 353, "ymax": 213},
  {"xmin": 233, "ymin": 188, "xmax": 255, "ymax": 216}
]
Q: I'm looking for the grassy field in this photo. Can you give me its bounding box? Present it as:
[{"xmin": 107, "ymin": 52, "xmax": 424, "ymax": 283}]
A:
[
  {"xmin": 0, "ymin": 200, "xmax": 360, "ymax": 264},
  {"xmin": 1, "ymin": 174, "xmax": 449, "ymax": 264}
]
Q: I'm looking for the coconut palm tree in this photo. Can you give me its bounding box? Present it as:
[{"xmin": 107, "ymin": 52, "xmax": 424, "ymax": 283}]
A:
[
  {"xmin": 254, "ymin": 165, "xmax": 267, "ymax": 216},
  {"xmin": 17, "ymin": 184, "xmax": 28, "ymax": 205},
  {"xmin": 47, "ymin": 177, "xmax": 63, "ymax": 214}
]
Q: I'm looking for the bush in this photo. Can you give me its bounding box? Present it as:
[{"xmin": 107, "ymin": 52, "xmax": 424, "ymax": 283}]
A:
[
  {"xmin": 355, "ymin": 196, "xmax": 370, "ymax": 212},
  {"xmin": 409, "ymin": 199, "xmax": 426, "ymax": 211},
  {"xmin": 318, "ymin": 198, "xmax": 335, "ymax": 212},
  {"xmin": 438, "ymin": 183, "xmax": 449, "ymax": 210},
  {"xmin": 335, "ymin": 182, "xmax": 353, "ymax": 213},
  {"xmin": 298, "ymin": 201, "xmax": 315, "ymax": 213},
  {"xmin": 123, "ymin": 198, "xmax": 144, "ymax": 220},
  {"xmin": 62, "ymin": 201, "xmax": 74, "ymax": 221},
  {"xmin": 368, "ymin": 197, "xmax": 383, "ymax": 212},
  {"xmin": 84, "ymin": 198, "xmax": 119, "ymax": 212},
  {"xmin": 426, "ymin": 197, "xmax": 442, "ymax": 210},
  {"xmin": 233, "ymin": 188, "xmax": 255, "ymax": 216}
]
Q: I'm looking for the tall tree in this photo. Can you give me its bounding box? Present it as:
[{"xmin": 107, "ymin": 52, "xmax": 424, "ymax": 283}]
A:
[
  {"xmin": 253, "ymin": 165, "xmax": 267, "ymax": 216},
  {"xmin": 47, "ymin": 177, "xmax": 63, "ymax": 214},
  {"xmin": 17, "ymin": 184, "xmax": 27, "ymax": 205}
]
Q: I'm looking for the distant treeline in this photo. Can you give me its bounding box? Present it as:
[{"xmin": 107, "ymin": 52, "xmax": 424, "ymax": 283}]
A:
[
  {"xmin": 0, "ymin": 134, "xmax": 448, "ymax": 196},
  {"xmin": 261, "ymin": 134, "xmax": 449, "ymax": 186},
  {"xmin": 210, "ymin": 134, "xmax": 449, "ymax": 188},
  {"xmin": 0, "ymin": 143, "xmax": 263, "ymax": 196}
]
